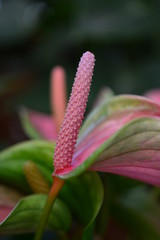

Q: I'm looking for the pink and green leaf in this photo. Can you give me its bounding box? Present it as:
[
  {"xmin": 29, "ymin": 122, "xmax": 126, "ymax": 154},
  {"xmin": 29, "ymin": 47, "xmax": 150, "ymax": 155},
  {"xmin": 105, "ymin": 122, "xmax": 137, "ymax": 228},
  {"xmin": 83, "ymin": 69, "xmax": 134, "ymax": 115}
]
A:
[
  {"xmin": 90, "ymin": 117, "xmax": 160, "ymax": 186},
  {"xmin": 56, "ymin": 95, "xmax": 160, "ymax": 186},
  {"xmin": 79, "ymin": 95, "xmax": 160, "ymax": 141}
]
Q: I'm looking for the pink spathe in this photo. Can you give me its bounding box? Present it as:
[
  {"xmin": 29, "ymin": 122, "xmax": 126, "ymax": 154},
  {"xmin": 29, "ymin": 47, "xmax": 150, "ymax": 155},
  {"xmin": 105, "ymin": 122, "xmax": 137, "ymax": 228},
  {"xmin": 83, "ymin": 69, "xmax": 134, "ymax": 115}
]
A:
[
  {"xmin": 29, "ymin": 111, "xmax": 57, "ymax": 140},
  {"xmin": 53, "ymin": 51, "xmax": 95, "ymax": 173},
  {"xmin": 50, "ymin": 66, "xmax": 67, "ymax": 132}
]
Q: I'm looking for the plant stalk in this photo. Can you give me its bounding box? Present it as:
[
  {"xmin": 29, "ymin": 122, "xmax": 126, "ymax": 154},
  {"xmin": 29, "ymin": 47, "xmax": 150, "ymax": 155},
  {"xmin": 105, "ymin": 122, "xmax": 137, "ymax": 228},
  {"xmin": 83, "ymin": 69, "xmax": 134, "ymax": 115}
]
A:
[{"xmin": 34, "ymin": 176, "xmax": 65, "ymax": 240}]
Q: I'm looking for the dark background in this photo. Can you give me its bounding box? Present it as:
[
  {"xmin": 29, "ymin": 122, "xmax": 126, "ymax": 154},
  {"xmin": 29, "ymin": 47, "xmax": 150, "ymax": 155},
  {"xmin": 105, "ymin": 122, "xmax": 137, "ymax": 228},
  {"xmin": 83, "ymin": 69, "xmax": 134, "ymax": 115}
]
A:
[{"xmin": 1, "ymin": 0, "xmax": 160, "ymax": 147}]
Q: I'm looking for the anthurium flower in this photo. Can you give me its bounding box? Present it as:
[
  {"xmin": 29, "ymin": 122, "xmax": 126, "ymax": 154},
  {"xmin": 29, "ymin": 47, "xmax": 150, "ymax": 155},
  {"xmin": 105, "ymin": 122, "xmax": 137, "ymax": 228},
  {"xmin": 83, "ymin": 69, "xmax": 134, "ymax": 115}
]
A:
[
  {"xmin": 52, "ymin": 52, "xmax": 160, "ymax": 186},
  {"xmin": 20, "ymin": 52, "xmax": 160, "ymax": 186},
  {"xmin": 54, "ymin": 92, "xmax": 160, "ymax": 186}
]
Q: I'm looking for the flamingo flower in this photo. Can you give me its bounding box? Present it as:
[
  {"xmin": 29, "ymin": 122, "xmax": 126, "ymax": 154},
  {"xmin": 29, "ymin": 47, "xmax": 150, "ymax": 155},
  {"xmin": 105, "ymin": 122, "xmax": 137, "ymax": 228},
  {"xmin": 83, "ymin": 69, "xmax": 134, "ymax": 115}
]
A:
[{"xmin": 21, "ymin": 51, "xmax": 160, "ymax": 186}]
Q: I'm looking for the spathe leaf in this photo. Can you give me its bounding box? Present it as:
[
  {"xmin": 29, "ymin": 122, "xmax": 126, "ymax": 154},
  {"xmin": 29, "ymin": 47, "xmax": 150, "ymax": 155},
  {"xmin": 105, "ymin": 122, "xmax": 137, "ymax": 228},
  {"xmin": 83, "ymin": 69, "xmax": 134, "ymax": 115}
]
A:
[
  {"xmin": 19, "ymin": 108, "xmax": 57, "ymax": 140},
  {"xmin": 60, "ymin": 117, "xmax": 160, "ymax": 186},
  {"xmin": 57, "ymin": 95, "xmax": 160, "ymax": 186},
  {"xmin": 79, "ymin": 94, "xmax": 160, "ymax": 141},
  {"xmin": 90, "ymin": 117, "xmax": 160, "ymax": 186}
]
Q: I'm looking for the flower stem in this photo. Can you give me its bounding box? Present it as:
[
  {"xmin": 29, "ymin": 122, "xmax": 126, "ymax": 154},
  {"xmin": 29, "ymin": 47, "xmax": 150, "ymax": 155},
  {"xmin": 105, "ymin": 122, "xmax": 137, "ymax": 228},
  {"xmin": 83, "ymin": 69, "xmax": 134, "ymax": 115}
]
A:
[{"xmin": 34, "ymin": 176, "xmax": 65, "ymax": 240}]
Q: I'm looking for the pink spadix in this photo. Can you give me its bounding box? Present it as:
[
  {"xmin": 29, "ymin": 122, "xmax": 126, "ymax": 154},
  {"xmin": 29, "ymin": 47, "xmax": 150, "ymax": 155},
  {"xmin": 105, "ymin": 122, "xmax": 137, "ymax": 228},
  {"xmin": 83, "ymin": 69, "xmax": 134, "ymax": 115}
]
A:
[{"xmin": 53, "ymin": 51, "xmax": 95, "ymax": 174}]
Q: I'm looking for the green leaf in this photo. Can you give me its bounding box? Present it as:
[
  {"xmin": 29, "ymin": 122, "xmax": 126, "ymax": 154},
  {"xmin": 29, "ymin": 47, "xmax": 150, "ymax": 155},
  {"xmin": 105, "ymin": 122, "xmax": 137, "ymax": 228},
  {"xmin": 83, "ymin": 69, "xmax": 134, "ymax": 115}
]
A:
[
  {"xmin": 111, "ymin": 186, "xmax": 160, "ymax": 240},
  {"xmin": 0, "ymin": 141, "xmax": 103, "ymax": 230},
  {"xmin": 0, "ymin": 140, "xmax": 54, "ymax": 191},
  {"xmin": 59, "ymin": 172, "xmax": 104, "ymax": 229},
  {"xmin": 82, "ymin": 221, "xmax": 95, "ymax": 240},
  {"xmin": 0, "ymin": 194, "xmax": 72, "ymax": 234}
]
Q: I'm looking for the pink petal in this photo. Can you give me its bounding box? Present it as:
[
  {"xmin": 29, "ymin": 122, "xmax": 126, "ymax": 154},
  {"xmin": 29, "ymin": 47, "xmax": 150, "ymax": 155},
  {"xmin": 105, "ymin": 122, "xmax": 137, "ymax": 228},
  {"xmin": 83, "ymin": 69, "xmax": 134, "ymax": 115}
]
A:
[
  {"xmin": 75, "ymin": 95, "xmax": 160, "ymax": 162},
  {"xmin": 90, "ymin": 150, "xmax": 160, "ymax": 186},
  {"xmin": 50, "ymin": 66, "xmax": 67, "ymax": 132},
  {"xmin": 73, "ymin": 100, "xmax": 160, "ymax": 167},
  {"xmin": 29, "ymin": 111, "xmax": 57, "ymax": 140},
  {"xmin": 89, "ymin": 116, "xmax": 160, "ymax": 186}
]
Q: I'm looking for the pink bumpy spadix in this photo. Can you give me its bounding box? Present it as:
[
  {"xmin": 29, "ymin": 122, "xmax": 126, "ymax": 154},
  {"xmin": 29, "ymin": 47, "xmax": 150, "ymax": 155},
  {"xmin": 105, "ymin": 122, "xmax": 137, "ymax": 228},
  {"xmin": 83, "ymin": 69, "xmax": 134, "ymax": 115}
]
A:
[{"xmin": 53, "ymin": 51, "xmax": 95, "ymax": 174}]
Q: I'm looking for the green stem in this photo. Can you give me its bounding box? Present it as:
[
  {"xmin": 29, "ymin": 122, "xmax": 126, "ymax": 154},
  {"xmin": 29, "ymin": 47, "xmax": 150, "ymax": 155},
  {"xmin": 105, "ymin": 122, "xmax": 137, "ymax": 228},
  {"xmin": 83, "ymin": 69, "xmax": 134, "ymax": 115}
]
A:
[{"xmin": 34, "ymin": 176, "xmax": 65, "ymax": 240}]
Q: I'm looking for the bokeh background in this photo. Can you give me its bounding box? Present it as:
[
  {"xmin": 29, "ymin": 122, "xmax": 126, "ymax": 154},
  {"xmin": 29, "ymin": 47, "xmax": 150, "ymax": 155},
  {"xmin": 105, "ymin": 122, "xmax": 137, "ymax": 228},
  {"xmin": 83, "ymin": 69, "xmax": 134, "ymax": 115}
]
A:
[{"xmin": 1, "ymin": 0, "xmax": 160, "ymax": 147}]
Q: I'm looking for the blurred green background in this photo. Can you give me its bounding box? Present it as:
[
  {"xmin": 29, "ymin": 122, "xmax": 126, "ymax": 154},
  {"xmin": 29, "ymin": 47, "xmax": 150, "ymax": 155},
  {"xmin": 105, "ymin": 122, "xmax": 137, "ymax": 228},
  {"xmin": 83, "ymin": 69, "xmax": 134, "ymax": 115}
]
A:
[{"xmin": 1, "ymin": 0, "xmax": 160, "ymax": 147}]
